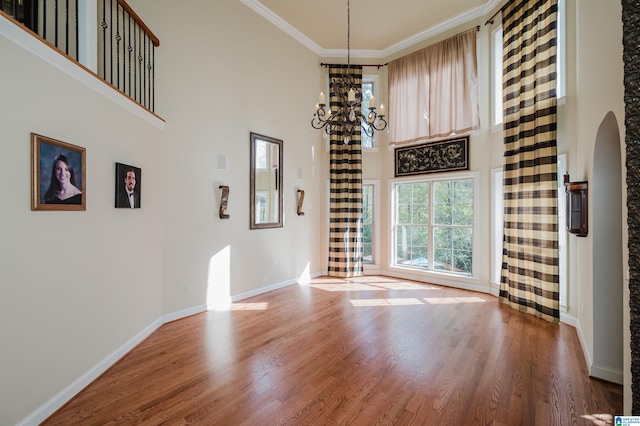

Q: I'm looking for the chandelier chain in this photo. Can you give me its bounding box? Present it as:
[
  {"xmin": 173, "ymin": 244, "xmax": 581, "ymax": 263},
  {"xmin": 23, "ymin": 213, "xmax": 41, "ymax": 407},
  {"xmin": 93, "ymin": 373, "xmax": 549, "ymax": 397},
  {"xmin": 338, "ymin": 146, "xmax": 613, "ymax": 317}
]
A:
[
  {"xmin": 310, "ymin": 0, "xmax": 388, "ymax": 144},
  {"xmin": 347, "ymin": 0, "xmax": 350, "ymax": 69}
]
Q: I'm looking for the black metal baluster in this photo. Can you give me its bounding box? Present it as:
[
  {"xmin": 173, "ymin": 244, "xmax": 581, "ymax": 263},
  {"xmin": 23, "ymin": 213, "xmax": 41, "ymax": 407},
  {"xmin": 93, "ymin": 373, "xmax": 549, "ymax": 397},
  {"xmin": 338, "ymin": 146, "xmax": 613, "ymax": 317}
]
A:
[
  {"xmin": 128, "ymin": 14, "xmax": 132, "ymax": 97},
  {"xmin": 43, "ymin": 0, "xmax": 47, "ymax": 41},
  {"xmin": 133, "ymin": 22, "xmax": 137, "ymax": 103},
  {"xmin": 151, "ymin": 44, "xmax": 155, "ymax": 112},
  {"xmin": 109, "ymin": 0, "xmax": 113, "ymax": 83},
  {"xmin": 65, "ymin": 0, "xmax": 68, "ymax": 54},
  {"xmin": 122, "ymin": 9, "xmax": 126, "ymax": 95},
  {"xmin": 138, "ymin": 27, "xmax": 142, "ymax": 104},
  {"xmin": 102, "ymin": 0, "xmax": 107, "ymax": 79},
  {"xmin": 116, "ymin": 1, "xmax": 120, "ymax": 90},
  {"xmin": 143, "ymin": 34, "xmax": 147, "ymax": 108},
  {"xmin": 75, "ymin": 0, "xmax": 78, "ymax": 59},
  {"xmin": 120, "ymin": 7, "xmax": 127, "ymax": 94},
  {"xmin": 54, "ymin": 0, "xmax": 58, "ymax": 47}
]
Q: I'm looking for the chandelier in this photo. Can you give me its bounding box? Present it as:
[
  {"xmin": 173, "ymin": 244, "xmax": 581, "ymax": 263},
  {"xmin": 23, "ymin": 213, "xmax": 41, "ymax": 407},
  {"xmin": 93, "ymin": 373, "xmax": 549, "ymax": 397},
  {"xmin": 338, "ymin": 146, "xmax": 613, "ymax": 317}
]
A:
[{"xmin": 310, "ymin": 0, "xmax": 387, "ymax": 144}]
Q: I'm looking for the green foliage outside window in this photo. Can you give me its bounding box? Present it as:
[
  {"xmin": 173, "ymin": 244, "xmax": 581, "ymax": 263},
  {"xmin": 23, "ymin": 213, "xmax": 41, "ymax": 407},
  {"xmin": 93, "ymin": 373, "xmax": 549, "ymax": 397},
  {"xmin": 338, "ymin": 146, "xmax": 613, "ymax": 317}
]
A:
[
  {"xmin": 361, "ymin": 83, "xmax": 374, "ymax": 148},
  {"xmin": 363, "ymin": 184, "xmax": 374, "ymax": 264},
  {"xmin": 394, "ymin": 178, "xmax": 473, "ymax": 274}
]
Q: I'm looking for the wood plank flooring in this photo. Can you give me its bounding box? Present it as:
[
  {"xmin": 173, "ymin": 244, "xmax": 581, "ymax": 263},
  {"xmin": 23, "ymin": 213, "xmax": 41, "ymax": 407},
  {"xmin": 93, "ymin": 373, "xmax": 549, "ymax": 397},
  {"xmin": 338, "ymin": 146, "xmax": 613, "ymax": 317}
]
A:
[{"xmin": 43, "ymin": 276, "xmax": 622, "ymax": 425}]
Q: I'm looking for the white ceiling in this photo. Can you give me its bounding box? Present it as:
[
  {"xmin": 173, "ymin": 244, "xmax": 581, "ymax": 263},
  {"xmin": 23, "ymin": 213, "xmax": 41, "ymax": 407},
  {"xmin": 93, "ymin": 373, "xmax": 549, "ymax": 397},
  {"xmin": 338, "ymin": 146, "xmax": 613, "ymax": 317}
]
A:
[{"xmin": 241, "ymin": 0, "xmax": 502, "ymax": 58}]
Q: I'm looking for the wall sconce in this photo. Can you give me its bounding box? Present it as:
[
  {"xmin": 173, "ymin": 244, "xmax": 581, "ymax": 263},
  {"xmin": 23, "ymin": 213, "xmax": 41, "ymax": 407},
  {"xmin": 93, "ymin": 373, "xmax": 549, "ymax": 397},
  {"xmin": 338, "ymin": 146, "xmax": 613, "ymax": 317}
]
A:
[
  {"xmin": 297, "ymin": 189, "xmax": 305, "ymax": 216},
  {"xmin": 219, "ymin": 185, "xmax": 230, "ymax": 219},
  {"xmin": 564, "ymin": 173, "xmax": 588, "ymax": 237}
]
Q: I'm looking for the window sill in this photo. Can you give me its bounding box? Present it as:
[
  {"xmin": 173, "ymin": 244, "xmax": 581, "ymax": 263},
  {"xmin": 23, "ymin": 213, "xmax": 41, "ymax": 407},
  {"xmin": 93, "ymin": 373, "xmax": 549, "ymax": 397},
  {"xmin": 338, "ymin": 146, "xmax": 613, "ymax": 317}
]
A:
[
  {"xmin": 385, "ymin": 266, "xmax": 493, "ymax": 294},
  {"xmin": 389, "ymin": 265, "xmax": 477, "ymax": 283}
]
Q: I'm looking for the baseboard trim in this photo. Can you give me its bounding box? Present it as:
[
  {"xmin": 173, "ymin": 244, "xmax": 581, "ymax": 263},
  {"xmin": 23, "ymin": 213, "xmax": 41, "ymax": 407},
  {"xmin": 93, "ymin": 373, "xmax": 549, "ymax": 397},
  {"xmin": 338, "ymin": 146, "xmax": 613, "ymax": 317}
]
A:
[
  {"xmin": 232, "ymin": 279, "xmax": 296, "ymax": 302},
  {"xmin": 16, "ymin": 317, "xmax": 163, "ymax": 426},
  {"xmin": 591, "ymin": 363, "xmax": 624, "ymax": 385},
  {"xmin": 163, "ymin": 304, "xmax": 207, "ymax": 323},
  {"xmin": 17, "ymin": 304, "xmax": 209, "ymax": 426}
]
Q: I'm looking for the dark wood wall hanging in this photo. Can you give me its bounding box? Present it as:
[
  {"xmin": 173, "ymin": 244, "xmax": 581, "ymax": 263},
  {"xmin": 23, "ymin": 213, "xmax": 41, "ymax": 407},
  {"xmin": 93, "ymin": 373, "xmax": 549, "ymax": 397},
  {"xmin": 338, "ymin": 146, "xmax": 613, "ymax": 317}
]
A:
[{"xmin": 394, "ymin": 136, "xmax": 469, "ymax": 177}]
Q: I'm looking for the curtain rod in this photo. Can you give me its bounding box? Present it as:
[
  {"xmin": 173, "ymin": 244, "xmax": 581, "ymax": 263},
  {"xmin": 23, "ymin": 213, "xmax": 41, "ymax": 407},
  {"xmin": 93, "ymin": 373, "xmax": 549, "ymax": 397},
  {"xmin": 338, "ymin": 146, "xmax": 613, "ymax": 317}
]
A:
[
  {"xmin": 320, "ymin": 63, "xmax": 387, "ymax": 69},
  {"xmin": 484, "ymin": 8, "xmax": 501, "ymax": 25},
  {"xmin": 320, "ymin": 26, "xmax": 481, "ymax": 70}
]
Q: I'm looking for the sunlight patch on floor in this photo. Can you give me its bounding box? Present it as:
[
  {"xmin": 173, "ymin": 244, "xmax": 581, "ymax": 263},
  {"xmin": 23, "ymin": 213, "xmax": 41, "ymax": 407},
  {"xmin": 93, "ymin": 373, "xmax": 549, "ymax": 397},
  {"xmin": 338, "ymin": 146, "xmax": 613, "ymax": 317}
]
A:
[
  {"xmin": 423, "ymin": 296, "xmax": 486, "ymax": 304},
  {"xmin": 311, "ymin": 282, "xmax": 439, "ymax": 292},
  {"xmin": 581, "ymin": 413, "xmax": 613, "ymax": 425},
  {"xmin": 351, "ymin": 298, "xmax": 425, "ymax": 306},
  {"xmin": 215, "ymin": 302, "xmax": 269, "ymax": 311},
  {"xmin": 311, "ymin": 283, "xmax": 388, "ymax": 292}
]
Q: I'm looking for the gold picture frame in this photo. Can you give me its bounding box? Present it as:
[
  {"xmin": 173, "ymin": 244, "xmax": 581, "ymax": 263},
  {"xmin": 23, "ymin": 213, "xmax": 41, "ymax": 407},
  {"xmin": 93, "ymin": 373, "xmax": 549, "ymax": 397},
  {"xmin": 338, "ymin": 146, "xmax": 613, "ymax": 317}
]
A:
[{"xmin": 31, "ymin": 133, "xmax": 86, "ymax": 211}]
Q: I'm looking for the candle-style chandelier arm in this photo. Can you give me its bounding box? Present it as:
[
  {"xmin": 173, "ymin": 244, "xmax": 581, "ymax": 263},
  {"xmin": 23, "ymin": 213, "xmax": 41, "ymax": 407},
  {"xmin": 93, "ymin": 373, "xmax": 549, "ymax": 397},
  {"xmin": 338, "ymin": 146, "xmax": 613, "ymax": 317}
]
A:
[
  {"xmin": 309, "ymin": 0, "xmax": 387, "ymax": 144},
  {"xmin": 311, "ymin": 73, "xmax": 387, "ymax": 143}
]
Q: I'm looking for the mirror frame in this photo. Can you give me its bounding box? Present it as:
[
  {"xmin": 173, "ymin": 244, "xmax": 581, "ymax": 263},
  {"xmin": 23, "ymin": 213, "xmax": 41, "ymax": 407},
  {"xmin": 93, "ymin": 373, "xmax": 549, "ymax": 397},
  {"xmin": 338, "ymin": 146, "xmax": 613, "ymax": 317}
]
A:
[{"xmin": 250, "ymin": 132, "xmax": 283, "ymax": 229}]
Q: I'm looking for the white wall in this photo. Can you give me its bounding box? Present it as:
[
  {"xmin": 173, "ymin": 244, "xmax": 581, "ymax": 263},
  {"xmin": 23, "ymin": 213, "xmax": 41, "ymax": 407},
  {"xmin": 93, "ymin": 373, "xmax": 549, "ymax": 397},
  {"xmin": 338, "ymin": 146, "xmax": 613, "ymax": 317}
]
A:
[
  {"xmin": 0, "ymin": 35, "xmax": 164, "ymax": 425},
  {"xmin": 572, "ymin": 0, "xmax": 626, "ymax": 402},
  {"xmin": 1, "ymin": 0, "xmax": 631, "ymax": 422},
  {"xmin": 1, "ymin": 1, "xmax": 325, "ymax": 423},
  {"xmin": 592, "ymin": 111, "xmax": 623, "ymax": 383},
  {"xmin": 128, "ymin": 0, "xmax": 325, "ymax": 314}
]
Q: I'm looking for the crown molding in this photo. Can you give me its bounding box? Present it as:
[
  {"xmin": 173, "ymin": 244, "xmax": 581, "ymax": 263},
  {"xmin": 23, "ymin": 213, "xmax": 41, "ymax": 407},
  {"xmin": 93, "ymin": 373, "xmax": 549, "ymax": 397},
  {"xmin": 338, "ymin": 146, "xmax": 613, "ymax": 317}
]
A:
[
  {"xmin": 320, "ymin": 48, "xmax": 386, "ymax": 60},
  {"xmin": 239, "ymin": 0, "xmax": 323, "ymax": 55},
  {"xmin": 242, "ymin": 0, "xmax": 504, "ymax": 60},
  {"xmin": 382, "ymin": 0, "xmax": 503, "ymax": 57}
]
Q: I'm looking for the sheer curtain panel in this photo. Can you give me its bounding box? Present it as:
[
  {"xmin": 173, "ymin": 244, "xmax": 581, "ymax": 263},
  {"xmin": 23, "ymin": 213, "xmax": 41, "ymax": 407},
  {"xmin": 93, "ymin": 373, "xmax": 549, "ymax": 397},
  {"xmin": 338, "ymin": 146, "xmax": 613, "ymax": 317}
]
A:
[{"xmin": 388, "ymin": 28, "xmax": 479, "ymax": 146}]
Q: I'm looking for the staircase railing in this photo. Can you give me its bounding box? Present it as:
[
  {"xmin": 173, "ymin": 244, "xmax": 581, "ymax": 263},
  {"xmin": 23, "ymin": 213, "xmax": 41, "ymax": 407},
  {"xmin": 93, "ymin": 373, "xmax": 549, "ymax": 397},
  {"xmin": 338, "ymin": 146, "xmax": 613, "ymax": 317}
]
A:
[
  {"xmin": 99, "ymin": 0, "xmax": 159, "ymax": 112},
  {"xmin": 0, "ymin": 0, "xmax": 159, "ymax": 113}
]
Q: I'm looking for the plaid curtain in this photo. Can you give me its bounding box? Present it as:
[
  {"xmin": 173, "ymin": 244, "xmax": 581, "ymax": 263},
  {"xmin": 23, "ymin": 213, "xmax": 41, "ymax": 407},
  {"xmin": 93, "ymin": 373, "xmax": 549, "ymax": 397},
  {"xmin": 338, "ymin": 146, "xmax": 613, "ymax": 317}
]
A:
[
  {"xmin": 499, "ymin": 0, "xmax": 560, "ymax": 323},
  {"xmin": 327, "ymin": 65, "xmax": 364, "ymax": 277}
]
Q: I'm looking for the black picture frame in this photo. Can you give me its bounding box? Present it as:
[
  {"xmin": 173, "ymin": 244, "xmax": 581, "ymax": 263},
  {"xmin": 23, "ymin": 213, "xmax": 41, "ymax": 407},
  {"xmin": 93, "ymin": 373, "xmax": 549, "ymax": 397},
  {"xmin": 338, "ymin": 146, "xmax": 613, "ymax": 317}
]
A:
[
  {"xmin": 395, "ymin": 136, "xmax": 469, "ymax": 177},
  {"xmin": 115, "ymin": 163, "xmax": 142, "ymax": 209}
]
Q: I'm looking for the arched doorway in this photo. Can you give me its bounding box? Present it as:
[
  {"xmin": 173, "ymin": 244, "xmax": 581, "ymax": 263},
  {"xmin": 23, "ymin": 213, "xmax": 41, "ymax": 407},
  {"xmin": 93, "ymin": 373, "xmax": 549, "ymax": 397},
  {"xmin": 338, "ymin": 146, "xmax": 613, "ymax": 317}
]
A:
[{"xmin": 592, "ymin": 111, "xmax": 623, "ymax": 384}]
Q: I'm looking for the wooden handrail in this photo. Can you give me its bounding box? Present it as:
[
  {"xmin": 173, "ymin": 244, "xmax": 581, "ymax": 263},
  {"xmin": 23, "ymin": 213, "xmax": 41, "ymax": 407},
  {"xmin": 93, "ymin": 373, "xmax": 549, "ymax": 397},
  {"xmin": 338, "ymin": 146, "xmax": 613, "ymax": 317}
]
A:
[{"xmin": 117, "ymin": 0, "xmax": 159, "ymax": 47}]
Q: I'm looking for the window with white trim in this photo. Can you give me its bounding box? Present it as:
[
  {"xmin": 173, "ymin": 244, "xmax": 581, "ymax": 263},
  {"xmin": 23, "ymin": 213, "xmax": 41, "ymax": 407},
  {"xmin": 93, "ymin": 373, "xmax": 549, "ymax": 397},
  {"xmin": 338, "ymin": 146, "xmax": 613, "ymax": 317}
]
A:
[
  {"xmin": 363, "ymin": 183, "xmax": 375, "ymax": 264},
  {"xmin": 361, "ymin": 76, "xmax": 378, "ymax": 149},
  {"xmin": 491, "ymin": 25, "xmax": 503, "ymax": 128},
  {"xmin": 392, "ymin": 175, "xmax": 475, "ymax": 276}
]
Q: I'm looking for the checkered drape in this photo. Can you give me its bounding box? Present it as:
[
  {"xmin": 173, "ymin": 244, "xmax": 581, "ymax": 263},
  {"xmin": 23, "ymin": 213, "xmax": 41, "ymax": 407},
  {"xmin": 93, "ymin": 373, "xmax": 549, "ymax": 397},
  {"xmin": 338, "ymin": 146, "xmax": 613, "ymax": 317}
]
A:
[
  {"xmin": 499, "ymin": 0, "xmax": 560, "ymax": 323},
  {"xmin": 327, "ymin": 65, "xmax": 364, "ymax": 277}
]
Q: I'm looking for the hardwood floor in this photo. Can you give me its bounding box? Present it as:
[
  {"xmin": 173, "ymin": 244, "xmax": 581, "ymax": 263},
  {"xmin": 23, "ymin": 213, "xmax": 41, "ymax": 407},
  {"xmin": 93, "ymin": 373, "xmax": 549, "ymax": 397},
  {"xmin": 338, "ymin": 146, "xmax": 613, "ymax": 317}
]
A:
[{"xmin": 43, "ymin": 276, "xmax": 622, "ymax": 425}]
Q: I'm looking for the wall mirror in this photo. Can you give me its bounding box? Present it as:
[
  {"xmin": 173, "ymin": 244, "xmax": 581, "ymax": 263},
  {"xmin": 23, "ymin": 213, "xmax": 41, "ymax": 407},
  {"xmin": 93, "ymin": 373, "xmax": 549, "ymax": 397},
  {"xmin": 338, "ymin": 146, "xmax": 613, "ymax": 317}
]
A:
[{"xmin": 250, "ymin": 132, "xmax": 283, "ymax": 229}]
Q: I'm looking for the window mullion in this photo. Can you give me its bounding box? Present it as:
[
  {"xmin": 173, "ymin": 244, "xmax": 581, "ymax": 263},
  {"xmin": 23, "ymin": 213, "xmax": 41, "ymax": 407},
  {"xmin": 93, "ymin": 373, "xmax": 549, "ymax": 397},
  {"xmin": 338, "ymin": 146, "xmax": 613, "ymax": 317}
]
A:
[{"xmin": 428, "ymin": 181, "xmax": 435, "ymax": 271}]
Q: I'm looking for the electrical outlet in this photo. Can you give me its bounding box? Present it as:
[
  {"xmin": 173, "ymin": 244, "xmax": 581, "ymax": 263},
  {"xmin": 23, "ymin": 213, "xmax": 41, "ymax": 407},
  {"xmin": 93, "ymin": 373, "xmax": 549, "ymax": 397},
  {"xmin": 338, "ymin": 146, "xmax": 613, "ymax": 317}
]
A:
[{"xmin": 185, "ymin": 285, "xmax": 192, "ymax": 295}]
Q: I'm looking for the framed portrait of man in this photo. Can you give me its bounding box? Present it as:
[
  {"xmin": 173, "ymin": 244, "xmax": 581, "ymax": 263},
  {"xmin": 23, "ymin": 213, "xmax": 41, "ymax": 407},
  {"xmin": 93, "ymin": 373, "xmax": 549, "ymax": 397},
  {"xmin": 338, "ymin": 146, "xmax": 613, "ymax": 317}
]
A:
[
  {"xmin": 115, "ymin": 163, "xmax": 142, "ymax": 209},
  {"xmin": 31, "ymin": 133, "xmax": 86, "ymax": 211}
]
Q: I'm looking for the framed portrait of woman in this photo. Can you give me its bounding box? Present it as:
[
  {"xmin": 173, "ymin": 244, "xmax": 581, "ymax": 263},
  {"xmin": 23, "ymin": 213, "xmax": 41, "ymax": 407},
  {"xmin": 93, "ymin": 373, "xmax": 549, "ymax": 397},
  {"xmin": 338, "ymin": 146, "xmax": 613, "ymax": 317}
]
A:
[{"xmin": 31, "ymin": 133, "xmax": 86, "ymax": 211}]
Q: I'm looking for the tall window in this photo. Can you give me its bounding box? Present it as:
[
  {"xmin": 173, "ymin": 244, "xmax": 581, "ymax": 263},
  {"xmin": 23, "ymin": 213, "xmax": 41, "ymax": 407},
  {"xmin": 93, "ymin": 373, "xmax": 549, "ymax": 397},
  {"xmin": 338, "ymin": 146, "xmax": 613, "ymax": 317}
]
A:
[
  {"xmin": 393, "ymin": 175, "xmax": 475, "ymax": 276},
  {"xmin": 363, "ymin": 183, "xmax": 374, "ymax": 264},
  {"xmin": 491, "ymin": 25, "xmax": 504, "ymax": 128},
  {"xmin": 361, "ymin": 78, "xmax": 377, "ymax": 148}
]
